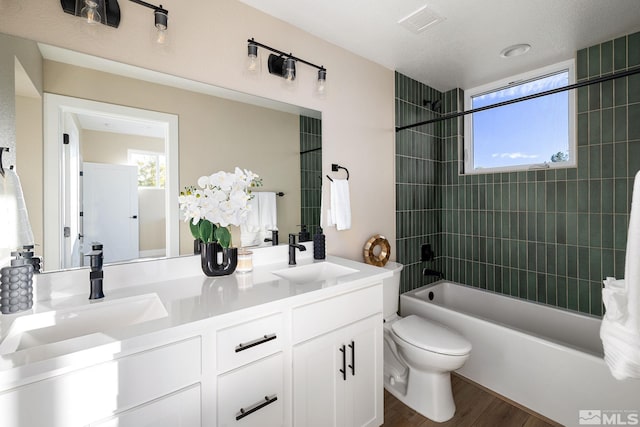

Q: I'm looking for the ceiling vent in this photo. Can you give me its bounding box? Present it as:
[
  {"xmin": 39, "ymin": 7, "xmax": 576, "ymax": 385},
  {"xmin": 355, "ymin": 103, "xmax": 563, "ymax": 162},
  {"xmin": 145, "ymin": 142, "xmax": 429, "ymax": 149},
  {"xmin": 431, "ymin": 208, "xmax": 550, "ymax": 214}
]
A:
[{"xmin": 398, "ymin": 5, "xmax": 444, "ymax": 34}]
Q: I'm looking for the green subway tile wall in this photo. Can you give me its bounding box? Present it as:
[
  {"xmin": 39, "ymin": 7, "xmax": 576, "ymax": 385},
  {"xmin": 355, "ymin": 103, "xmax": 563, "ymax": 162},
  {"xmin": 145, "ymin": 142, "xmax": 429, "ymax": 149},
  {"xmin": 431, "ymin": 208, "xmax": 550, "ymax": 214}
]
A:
[
  {"xmin": 300, "ymin": 116, "xmax": 322, "ymax": 231},
  {"xmin": 395, "ymin": 30, "xmax": 640, "ymax": 316}
]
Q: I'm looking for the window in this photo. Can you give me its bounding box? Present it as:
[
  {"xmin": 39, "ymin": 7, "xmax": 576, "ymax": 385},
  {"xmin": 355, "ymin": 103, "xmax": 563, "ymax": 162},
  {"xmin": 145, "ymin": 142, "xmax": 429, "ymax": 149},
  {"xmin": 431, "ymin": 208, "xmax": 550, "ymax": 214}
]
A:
[
  {"xmin": 463, "ymin": 60, "xmax": 575, "ymax": 173},
  {"xmin": 128, "ymin": 150, "xmax": 166, "ymax": 188}
]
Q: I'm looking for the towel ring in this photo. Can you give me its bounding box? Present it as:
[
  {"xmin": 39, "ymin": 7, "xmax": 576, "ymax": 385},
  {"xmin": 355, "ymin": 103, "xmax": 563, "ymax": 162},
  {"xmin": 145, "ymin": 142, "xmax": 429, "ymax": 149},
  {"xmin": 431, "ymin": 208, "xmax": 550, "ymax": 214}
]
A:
[
  {"xmin": 326, "ymin": 163, "xmax": 349, "ymax": 182},
  {"xmin": 363, "ymin": 234, "xmax": 390, "ymax": 267}
]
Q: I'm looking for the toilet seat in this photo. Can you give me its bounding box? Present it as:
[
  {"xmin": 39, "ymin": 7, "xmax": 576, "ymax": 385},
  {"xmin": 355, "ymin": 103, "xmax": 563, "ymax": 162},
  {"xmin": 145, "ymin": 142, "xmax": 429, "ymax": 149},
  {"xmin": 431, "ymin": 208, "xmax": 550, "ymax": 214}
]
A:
[{"xmin": 391, "ymin": 315, "xmax": 471, "ymax": 356}]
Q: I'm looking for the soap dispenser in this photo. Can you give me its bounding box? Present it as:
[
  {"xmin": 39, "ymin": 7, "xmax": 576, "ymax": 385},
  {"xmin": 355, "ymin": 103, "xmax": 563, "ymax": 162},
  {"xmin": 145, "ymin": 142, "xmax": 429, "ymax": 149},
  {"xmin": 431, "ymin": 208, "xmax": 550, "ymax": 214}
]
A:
[
  {"xmin": 313, "ymin": 226, "xmax": 326, "ymax": 260},
  {"xmin": 298, "ymin": 224, "xmax": 311, "ymax": 242},
  {"xmin": 0, "ymin": 252, "xmax": 34, "ymax": 314},
  {"xmin": 21, "ymin": 245, "xmax": 41, "ymax": 274}
]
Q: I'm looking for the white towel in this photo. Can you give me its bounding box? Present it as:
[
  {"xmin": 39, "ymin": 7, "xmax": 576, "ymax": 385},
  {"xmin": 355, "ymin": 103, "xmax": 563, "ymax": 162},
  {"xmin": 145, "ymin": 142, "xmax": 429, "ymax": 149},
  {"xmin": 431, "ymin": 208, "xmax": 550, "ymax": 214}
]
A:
[
  {"xmin": 330, "ymin": 179, "xmax": 351, "ymax": 231},
  {"xmin": 258, "ymin": 192, "xmax": 278, "ymax": 243},
  {"xmin": 240, "ymin": 196, "xmax": 261, "ymax": 247},
  {"xmin": 320, "ymin": 183, "xmax": 330, "ymax": 229},
  {"xmin": 602, "ymin": 278, "xmax": 627, "ymax": 321},
  {"xmin": 0, "ymin": 169, "xmax": 34, "ymax": 266},
  {"xmin": 600, "ymin": 170, "xmax": 640, "ymax": 379},
  {"xmin": 624, "ymin": 170, "xmax": 640, "ymax": 332}
]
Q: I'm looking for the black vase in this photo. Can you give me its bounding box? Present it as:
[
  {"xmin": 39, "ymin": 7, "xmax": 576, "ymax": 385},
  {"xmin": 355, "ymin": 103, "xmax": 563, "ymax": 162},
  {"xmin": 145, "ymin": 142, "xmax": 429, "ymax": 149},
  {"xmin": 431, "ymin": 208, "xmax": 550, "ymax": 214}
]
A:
[{"xmin": 200, "ymin": 242, "xmax": 238, "ymax": 276}]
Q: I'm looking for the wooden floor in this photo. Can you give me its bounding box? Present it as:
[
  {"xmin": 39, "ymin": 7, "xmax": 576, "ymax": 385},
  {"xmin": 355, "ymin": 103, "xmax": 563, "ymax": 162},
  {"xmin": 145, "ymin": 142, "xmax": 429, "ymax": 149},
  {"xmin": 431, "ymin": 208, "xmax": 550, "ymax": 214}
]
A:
[{"xmin": 382, "ymin": 374, "xmax": 560, "ymax": 427}]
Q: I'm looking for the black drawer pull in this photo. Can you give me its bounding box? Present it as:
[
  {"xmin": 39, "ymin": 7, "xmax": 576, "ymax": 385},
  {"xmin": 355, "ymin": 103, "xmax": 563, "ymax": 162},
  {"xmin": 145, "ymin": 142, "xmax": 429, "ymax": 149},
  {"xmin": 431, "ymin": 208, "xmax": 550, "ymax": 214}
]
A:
[
  {"xmin": 236, "ymin": 394, "xmax": 278, "ymax": 421},
  {"xmin": 339, "ymin": 344, "xmax": 346, "ymax": 381},
  {"xmin": 235, "ymin": 333, "xmax": 277, "ymax": 353}
]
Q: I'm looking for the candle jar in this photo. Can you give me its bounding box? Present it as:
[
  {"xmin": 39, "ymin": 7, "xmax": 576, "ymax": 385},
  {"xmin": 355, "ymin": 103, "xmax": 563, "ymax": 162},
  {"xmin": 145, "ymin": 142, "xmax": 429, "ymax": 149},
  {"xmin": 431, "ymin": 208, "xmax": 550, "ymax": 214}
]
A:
[{"xmin": 236, "ymin": 248, "xmax": 253, "ymax": 273}]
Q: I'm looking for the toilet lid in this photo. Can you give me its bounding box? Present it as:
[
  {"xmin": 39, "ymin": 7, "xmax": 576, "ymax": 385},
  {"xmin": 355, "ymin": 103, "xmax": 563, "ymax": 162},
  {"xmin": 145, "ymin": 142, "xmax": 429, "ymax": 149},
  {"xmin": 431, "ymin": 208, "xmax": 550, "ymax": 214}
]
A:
[{"xmin": 391, "ymin": 315, "xmax": 472, "ymax": 356}]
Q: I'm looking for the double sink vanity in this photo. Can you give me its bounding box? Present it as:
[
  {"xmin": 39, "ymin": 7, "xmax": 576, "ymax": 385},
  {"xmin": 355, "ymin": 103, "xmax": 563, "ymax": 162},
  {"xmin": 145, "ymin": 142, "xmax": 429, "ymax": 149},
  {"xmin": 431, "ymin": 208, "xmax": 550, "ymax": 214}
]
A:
[{"xmin": 0, "ymin": 242, "xmax": 391, "ymax": 427}]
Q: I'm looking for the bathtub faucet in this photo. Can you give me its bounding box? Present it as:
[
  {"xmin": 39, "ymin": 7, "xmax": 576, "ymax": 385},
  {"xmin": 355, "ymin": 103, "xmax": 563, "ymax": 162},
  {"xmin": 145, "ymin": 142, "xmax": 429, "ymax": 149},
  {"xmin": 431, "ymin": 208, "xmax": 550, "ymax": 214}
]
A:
[{"xmin": 423, "ymin": 268, "xmax": 444, "ymax": 279}]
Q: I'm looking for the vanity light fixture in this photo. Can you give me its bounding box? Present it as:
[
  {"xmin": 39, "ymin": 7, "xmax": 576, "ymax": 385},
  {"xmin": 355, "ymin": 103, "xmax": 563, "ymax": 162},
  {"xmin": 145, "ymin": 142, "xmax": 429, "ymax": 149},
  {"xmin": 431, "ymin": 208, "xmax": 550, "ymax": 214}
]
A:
[
  {"xmin": 60, "ymin": 0, "xmax": 121, "ymax": 27},
  {"xmin": 129, "ymin": 0, "xmax": 169, "ymax": 45},
  {"xmin": 81, "ymin": 0, "xmax": 101, "ymax": 24},
  {"xmin": 247, "ymin": 38, "xmax": 327, "ymax": 95}
]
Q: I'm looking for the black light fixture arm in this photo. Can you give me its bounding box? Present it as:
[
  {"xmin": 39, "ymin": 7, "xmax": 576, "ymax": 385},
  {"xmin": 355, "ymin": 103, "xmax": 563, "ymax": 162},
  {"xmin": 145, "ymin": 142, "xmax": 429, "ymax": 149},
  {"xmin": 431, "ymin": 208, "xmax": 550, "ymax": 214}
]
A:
[
  {"xmin": 129, "ymin": 0, "xmax": 165, "ymax": 12},
  {"xmin": 248, "ymin": 38, "xmax": 325, "ymax": 72}
]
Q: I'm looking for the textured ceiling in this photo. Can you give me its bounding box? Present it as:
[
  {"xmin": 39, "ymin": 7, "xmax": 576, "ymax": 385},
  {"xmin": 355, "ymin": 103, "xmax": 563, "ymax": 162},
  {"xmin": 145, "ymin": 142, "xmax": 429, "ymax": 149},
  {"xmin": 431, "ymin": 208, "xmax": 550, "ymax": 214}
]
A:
[{"xmin": 237, "ymin": 0, "xmax": 640, "ymax": 91}]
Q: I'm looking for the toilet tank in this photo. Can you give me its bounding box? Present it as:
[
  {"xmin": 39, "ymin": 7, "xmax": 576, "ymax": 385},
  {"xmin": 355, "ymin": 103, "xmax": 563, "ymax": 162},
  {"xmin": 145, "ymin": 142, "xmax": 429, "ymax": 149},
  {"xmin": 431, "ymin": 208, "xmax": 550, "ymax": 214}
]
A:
[{"xmin": 382, "ymin": 261, "xmax": 403, "ymax": 319}]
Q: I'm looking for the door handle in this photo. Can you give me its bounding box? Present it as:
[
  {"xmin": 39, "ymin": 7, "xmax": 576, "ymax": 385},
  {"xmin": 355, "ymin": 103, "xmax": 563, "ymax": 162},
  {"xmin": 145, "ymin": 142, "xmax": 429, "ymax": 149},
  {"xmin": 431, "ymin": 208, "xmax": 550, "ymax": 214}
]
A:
[
  {"xmin": 235, "ymin": 394, "xmax": 278, "ymax": 421},
  {"xmin": 130, "ymin": 215, "xmax": 138, "ymax": 219},
  {"xmin": 339, "ymin": 344, "xmax": 346, "ymax": 381},
  {"xmin": 348, "ymin": 340, "xmax": 355, "ymax": 376}
]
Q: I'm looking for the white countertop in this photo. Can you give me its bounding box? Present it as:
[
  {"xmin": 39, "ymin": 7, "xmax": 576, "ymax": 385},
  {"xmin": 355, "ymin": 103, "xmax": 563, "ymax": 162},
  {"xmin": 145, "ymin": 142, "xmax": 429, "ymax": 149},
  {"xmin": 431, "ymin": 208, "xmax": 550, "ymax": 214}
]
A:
[{"xmin": 0, "ymin": 246, "xmax": 392, "ymax": 388}]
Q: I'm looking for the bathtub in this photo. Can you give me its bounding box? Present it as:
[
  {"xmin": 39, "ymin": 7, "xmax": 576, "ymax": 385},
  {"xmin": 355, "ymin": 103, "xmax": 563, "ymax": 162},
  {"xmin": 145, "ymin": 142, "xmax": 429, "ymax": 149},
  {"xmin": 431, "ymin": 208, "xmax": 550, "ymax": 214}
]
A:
[{"xmin": 401, "ymin": 281, "xmax": 640, "ymax": 427}]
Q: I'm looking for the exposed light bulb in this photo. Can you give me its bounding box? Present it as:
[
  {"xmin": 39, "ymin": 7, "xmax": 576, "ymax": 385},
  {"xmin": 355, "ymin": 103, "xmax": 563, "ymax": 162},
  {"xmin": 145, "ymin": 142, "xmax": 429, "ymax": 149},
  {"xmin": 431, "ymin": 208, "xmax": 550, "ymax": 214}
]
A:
[
  {"xmin": 80, "ymin": 0, "xmax": 101, "ymax": 25},
  {"xmin": 154, "ymin": 8, "xmax": 169, "ymax": 45},
  {"xmin": 246, "ymin": 42, "xmax": 259, "ymax": 73},
  {"xmin": 316, "ymin": 68, "xmax": 327, "ymax": 96},
  {"xmin": 283, "ymin": 58, "xmax": 296, "ymax": 83}
]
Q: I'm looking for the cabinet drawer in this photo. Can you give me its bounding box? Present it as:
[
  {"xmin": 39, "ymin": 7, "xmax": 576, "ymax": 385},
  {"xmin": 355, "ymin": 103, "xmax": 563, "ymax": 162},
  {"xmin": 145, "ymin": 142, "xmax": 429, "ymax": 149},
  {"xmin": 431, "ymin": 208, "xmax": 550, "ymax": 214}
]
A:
[
  {"xmin": 0, "ymin": 337, "xmax": 201, "ymax": 427},
  {"xmin": 91, "ymin": 384, "xmax": 201, "ymax": 427},
  {"xmin": 217, "ymin": 353, "xmax": 284, "ymax": 427},
  {"xmin": 216, "ymin": 313, "xmax": 283, "ymax": 373},
  {"xmin": 292, "ymin": 284, "xmax": 382, "ymax": 343}
]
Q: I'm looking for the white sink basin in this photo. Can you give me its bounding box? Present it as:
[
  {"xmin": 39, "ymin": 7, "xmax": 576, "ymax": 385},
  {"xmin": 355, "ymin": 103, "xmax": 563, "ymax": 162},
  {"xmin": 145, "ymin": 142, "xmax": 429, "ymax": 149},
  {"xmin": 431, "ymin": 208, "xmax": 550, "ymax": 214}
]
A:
[
  {"xmin": 272, "ymin": 262, "xmax": 358, "ymax": 284},
  {"xmin": 0, "ymin": 293, "xmax": 168, "ymax": 355}
]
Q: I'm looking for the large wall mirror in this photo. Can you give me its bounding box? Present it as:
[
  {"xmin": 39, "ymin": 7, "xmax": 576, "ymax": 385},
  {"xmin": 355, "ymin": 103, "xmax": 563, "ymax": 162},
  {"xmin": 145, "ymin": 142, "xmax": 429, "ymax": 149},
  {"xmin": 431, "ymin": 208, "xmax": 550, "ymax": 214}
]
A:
[{"xmin": 1, "ymin": 32, "xmax": 322, "ymax": 272}]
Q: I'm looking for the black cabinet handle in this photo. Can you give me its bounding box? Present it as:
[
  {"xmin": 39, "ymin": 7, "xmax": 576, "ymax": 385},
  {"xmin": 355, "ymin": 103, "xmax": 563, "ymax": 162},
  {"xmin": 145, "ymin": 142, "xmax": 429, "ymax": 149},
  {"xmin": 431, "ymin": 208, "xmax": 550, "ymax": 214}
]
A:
[
  {"xmin": 235, "ymin": 333, "xmax": 277, "ymax": 353},
  {"xmin": 130, "ymin": 215, "xmax": 138, "ymax": 219},
  {"xmin": 348, "ymin": 340, "xmax": 355, "ymax": 376},
  {"xmin": 339, "ymin": 344, "xmax": 346, "ymax": 381},
  {"xmin": 235, "ymin": 394, "xmax": 278, "ymax": 421}
]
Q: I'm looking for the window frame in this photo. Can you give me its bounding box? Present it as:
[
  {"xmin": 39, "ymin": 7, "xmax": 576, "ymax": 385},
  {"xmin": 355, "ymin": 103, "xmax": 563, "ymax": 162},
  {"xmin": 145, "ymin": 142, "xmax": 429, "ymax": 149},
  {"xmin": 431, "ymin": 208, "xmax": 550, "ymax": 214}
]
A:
[
  {"xmin": 127, "ymin": 149, "xmax": 166, "ymax": 189},
  {"xmin": 463, "ymin": 59, "xmax": 576, "ymax": 174}
]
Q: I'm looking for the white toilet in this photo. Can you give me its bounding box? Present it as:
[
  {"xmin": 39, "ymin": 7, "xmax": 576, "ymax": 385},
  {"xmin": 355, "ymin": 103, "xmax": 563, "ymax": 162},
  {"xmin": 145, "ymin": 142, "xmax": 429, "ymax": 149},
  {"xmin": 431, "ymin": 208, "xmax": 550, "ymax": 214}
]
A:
[{"xmin": 382, "ymin": 262, "xmax": 471, "ymax": 422}]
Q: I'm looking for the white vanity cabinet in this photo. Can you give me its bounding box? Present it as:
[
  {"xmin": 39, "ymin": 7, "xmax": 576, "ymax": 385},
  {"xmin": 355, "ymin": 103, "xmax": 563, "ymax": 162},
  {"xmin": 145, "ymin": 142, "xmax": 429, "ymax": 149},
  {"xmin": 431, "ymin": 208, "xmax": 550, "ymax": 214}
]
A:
[
  {"xmin": 0, "ymin": 254, "xmax": 389, "ymax": 427},
  {"xmin": 216, "ymin": 313, "xmax": 285, "ymax": 427},
  {"xmin": 0, "ymin": 337, "xmax": 202, "ymax": 427},
  {"xmin": 292, "ymin": 285, "xmax": 383, "ymax": 427},
  {"xmin": 90, "ymin": 384, "xmax": 201, "ymax": 427}
]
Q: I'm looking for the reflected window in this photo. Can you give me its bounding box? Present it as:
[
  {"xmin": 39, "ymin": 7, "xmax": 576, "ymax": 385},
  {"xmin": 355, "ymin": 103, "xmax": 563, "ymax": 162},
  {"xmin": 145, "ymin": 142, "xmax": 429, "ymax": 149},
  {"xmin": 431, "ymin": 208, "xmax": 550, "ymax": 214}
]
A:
[{"xmin": 128, "ymin": 150, "xmax": 166, "ymax": 188}]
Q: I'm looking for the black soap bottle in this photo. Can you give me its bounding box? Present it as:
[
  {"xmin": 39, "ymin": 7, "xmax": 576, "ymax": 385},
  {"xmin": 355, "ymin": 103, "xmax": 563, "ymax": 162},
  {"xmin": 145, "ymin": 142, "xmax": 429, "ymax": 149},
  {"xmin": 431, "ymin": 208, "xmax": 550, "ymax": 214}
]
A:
[
  {"xmin": 298, "ymin": 224, "xmax": 311, "ymax": 242},
  {"xmin": 313, "ymin": 227, "xmax": 326, "ymax": 260}
]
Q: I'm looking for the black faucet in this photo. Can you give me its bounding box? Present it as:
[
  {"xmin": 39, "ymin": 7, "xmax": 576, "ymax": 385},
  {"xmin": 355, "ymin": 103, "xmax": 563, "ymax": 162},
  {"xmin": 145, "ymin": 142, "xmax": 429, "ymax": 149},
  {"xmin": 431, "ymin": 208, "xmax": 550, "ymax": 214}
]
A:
[
  {"xmin": 288, "ymin": 234, "xmax": 307, "ymax": 265},
  {"xmin": 264, "ymin": 229, "xmax": 279, "ymax": 246},
  {"xmin": 86, "ymin": 243, "xmax": 105, "ymax": 300}
]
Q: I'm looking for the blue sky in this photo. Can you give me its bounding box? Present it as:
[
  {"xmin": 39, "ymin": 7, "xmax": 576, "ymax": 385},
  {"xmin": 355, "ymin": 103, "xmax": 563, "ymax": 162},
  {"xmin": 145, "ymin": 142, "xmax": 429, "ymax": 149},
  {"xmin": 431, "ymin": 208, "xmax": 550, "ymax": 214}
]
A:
[{"xmin": 471, "ymin": 71, "xmax": 569, "ymax": 169}]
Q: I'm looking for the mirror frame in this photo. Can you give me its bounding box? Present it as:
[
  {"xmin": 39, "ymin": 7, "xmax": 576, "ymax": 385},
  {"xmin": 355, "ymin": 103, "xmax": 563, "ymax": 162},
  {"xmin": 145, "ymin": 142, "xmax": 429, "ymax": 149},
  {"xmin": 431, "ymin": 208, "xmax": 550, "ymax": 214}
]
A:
[{"xmin": 43, "ymin": 94, "xmax": 180, "ymax": 270}]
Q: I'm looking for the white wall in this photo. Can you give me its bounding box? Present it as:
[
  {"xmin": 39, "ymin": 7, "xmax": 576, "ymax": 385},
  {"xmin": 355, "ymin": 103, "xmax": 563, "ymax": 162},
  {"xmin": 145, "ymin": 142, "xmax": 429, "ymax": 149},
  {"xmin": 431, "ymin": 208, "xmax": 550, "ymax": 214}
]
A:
[
  {"xmin": 0, "ymin": 0, "xmax": 396, "ymax": 261},
  {"xmin": 0, "ymin": 33, "xmax": 42, "ymax": 167}
]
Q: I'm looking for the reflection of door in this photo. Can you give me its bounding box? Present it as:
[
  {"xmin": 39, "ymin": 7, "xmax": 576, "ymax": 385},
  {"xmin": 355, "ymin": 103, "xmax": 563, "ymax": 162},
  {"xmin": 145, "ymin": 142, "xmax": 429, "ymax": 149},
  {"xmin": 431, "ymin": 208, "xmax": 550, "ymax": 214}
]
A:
[
  {"xmin": 62, "ymin": 113, "xmax": 81, "ymax": 269},
  {"xmin": 83, "ymin": 162, "xmax": 139, "ymax": 263}
]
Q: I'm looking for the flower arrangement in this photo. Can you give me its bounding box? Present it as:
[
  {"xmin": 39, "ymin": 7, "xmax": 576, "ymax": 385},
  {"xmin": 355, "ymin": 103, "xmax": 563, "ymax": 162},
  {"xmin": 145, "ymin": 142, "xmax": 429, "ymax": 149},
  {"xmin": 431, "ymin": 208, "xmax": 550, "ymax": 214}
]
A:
[{"xmin": 179, "ymin": 167, "xmax": 262, "ymax": 248}]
